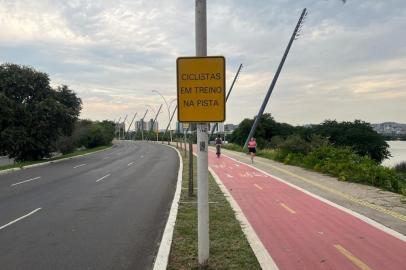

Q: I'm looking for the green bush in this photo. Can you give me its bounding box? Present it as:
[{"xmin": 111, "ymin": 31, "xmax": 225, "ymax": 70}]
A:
[
  {"xmin": 222, "ymin": 143, "xmax": 243, "ymax": 152},
  {"xmin": 54, "ymin": 120, "xmax": 114, "ymax": 154},
  {"xmin": 277, "ymin": 145, "xmax": 404, "ymax": 194},
  {"xmin": 394, "ymin": 161, "xmax": 406, "ymax": 173}
]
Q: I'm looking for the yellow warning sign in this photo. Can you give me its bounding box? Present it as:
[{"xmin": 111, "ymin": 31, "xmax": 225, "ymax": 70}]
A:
[{"xmin": 177, "ymin": 56, "xmax": 226, "ymax": 122}]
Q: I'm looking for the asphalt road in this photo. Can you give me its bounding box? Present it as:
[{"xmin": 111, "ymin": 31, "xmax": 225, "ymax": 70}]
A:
[{"xmin": 0, "ymin": 141, "xmax": 179, "ymax": 270}]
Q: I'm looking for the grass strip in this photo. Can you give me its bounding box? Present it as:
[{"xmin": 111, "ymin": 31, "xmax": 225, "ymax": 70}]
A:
[
  {"xmin": 0, "ymin": 145, "xmax": 111, "ymax": 171},
  {"xmin": 167, "ymin": 147, "xmax": 261, "ymax": 270}
]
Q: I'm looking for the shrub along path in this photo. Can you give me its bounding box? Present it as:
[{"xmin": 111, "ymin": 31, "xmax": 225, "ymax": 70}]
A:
[
  {"xmin": 209, "ymin": 148, "xmax": 406, "ymax": 270},
  {"xmin": 220, "ymin": 147, "xmax": 406, "ymax": 236}
]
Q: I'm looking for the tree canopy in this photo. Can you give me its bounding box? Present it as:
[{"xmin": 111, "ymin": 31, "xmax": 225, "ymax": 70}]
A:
[
  {"xmin": 229, "ymin": 115, "xmax": 390, "ymax": 163},
  {"xmin": 311, "ymin": 120, "xmax": 390, "ymax": 163},
  {"xmin": 0, "ymin": 63, "xmax": 82, "ymax": 161}
]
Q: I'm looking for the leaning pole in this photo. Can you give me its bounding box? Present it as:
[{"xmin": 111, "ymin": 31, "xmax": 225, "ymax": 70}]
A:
[{"xmin": 243, "ymin": 8, "xmax": 307, "ymax": 149}]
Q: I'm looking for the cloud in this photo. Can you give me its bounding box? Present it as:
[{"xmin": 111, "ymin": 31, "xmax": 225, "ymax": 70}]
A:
[{"xmin": 1, "ymin": 0, "xmax": 405, "ymax": 128}]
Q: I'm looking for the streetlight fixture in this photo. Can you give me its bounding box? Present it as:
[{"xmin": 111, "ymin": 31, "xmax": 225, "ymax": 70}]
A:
[{"xmin": 152, "ymin": 90, "xmax": 175, "ymax": 142}]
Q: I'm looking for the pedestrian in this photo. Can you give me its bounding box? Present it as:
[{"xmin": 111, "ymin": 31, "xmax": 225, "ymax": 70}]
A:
[
  {"xmin": 247, "ymin": 137, "xmax": 257, "ymax": 163},
  {"xmin": 215, "ymin": 135, "xmax": 222, "ymax": 158}
]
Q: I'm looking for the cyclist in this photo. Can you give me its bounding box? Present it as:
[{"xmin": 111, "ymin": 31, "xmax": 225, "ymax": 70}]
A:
[
  {"xmin": 215, "ymin": 135, "xmax": 222, "ymax": 158},
  {"xmin": 247, "ymin": 137, "xmax": 257, "ymax": 163}
]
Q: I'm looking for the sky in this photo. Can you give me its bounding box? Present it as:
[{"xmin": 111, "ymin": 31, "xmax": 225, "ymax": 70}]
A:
[{"xmin": 1, "ymin": 0, "xmax": 405, "ymax": 129}]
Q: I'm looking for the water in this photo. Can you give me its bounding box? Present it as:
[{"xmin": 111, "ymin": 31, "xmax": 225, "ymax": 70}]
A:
[{"xmin": 382, "ymin": 141, "xmax": 406, "ymax": 167}]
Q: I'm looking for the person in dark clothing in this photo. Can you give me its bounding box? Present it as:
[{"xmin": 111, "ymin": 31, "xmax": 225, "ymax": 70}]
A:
[{"xmin": 215, "ymin": 135, "xmax": 222, "ymax": 158}]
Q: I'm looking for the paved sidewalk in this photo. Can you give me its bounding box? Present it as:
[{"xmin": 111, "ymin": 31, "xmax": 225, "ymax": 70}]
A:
[{"xmin": 207, "ymin": 148, "xmax": 406, "ymax": 270}]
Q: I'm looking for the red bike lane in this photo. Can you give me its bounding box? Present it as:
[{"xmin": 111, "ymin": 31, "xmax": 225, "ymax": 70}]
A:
[{"xmin": 206, "ymin": 149, "xmax": 406, "ymax": 270}]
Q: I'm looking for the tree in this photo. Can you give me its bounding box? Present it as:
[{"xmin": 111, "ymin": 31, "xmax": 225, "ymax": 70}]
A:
[
  {"xmin": 229, "ymin": 113, "xmax": 295, "ymax": 148},
  {"xmin": 312, "ymin": 120, "xmax": 390, "ymax": 163},
  {"xmin": 0, "ymin": 63, "xmax": 81, "ymax": 161}
]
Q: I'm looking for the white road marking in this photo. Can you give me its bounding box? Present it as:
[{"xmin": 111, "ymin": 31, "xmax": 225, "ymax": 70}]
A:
[
  {"xmin": 0, "ymin": 208, "xmax": 42, "ymax": 230},
  {"xmin": 96, "ymin": 173, "xmax": 111, "ymax": 182},
  {"xmin": 73, "ymin": 163, "xmax": 87, "ymax": 169},
  {"xmin": 127, "ymin": 162, "xmax": 134, "ymax": 166},
  {"xmin": 11, "ymin": 176, "xmax": 41, "ymax": 186},
  {"xmin": 140, "ymin": 155, "xmax": 144, "ymax": 158},
  {"xmin": 226, "ymin": 173, "xmax": 234, "ymax": 178},
  {"xmin": 153, "ymin": 144, "xmax": 183, "ymax": 270},
  {"xmin": 103, "ymin": 156, "xmax": 110, "ymax": 160}
]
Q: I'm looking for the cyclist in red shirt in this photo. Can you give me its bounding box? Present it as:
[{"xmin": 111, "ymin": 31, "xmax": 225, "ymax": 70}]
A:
[{"xmin": 247, "ymin": 137, "xmax": 257, "ymax": 163}]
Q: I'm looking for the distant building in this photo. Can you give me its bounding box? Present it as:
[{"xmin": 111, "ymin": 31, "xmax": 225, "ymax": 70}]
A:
[
  {"xmin": 371, "ymin": 122, "xmax": 406, "ymax": 135},
  {"xmin": 209, "ymin": 123, "xmax": 224, "ymax": 133},
  {"xmin": 135, "ymin": 120, "xmax": 148, "ymax": 131},
  {"xmin": 224, "ymin": 124, "xmax": 237, "ymax": 134},
  {"xmin": 176, "ymin": 122, "xmax": 184, "ymax": 133},
  {"xmin": 147, "ymin": 118, "xmax": 158, "ymax": 132},
  {"xmin": 116, "ymin": 122, "xmax": 125, "ymax": 132}
]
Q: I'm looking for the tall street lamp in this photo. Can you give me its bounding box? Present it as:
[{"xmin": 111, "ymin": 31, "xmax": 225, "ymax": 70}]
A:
[{"xmin": 152, "ymin": 90, "xmax": 174, "ymax": 142}]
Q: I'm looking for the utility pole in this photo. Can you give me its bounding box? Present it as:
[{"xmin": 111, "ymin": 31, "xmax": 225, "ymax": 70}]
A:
[
  {"xmin": 147, "ymin": 104, "xmax": 162, "ymax": 141},
  {"xmin": 243, "ymin": 8, "xmax": 307, "ymax": 149},
  {"xmin": 115, "ymin": 116, "xmax": 121, "ymax": 139},
  {"xmin": 120, "ymin": 114, "xmax": 128, "ymax": 141},
  {"xmin": 210, "ymin": 63, "xmax": 243, "ymax": 139},
  {"xmin": 140, "ymin": 109, "xmax": 148, "ymax": 141},
  {"xmin": 126, "ymin": 113, "xmax": 137, "ymax": 140},
  {"xmin": 196, "ymin": 0, "xmax": 209, "ymax": 266},
  {"xmin": 162, "ymin": 106, "xmax": 177, "ymax": 142}
]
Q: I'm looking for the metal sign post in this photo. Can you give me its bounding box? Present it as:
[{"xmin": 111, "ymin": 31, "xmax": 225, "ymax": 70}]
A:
[
  {"xmin": 195, "ymin": 0, "xmax": 209, "ymax": 266},
  {"xmin": 176, "ymin": 2, "xmax": 226, "ymax": 265}
]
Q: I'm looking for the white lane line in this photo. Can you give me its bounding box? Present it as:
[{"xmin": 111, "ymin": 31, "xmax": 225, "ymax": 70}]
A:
[
  {"xmin": 11, "ymin": 176, "xmax": 41, "ymax": 186},
  {"xmin": 73, "ymin": 163, "xmax": 87, "ymax": 169},
  {"xmin": 0, "ymin": 208, "xmax": 42, "ymax": 230},
  {"xmin": 226, "ymin": 173, "xmax": 234, "ymax": 178},
  {"xmin": 103, "ymin": 156, "xmax": 110, "ymax": 160},
  {"xmin": 153, "ymin": 145, "xmax": 183, "ymax": 270},
  {"xmin": 140, "ymin": 155, "xmax": 144, "ymax": 158},
  {"xmin": 127, "ymin": 162, "xmax": 134, "ymax": 166},
  {"xmin": 96, "ymin": 173, "xmax": 111, "ymax": 183}
]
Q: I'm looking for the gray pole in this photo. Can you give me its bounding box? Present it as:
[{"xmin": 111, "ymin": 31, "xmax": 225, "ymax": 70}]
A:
[
  {"xmin": 210, "ymin": 63, "xmax": 243, "ymax": 138},
  {"xmin": 147, "ymin": 104, "xmax": 162, "ymax": 140},
  {"xmin": 195, "ymin": 0, "xmax": 209, "ymax": 266},
  {"xmin": 121, "ymin": 115, "xmax": 128, "ymax": 141},
  {"xmin": 140, "ymin": 109, "xmax": 148, "ymax": 141},
  {"xmin": 152, "ymin": 90, "xmax": 173, "ymax": 142},
  {"xmin": 188, "ymin": 137, "xmax": 193, "ymax": 197},
  {"xmin": 115, "ymin": 116, "xmax": 121, "ymax": 139},
  {"xmin": 184, "ymin": 129, "xmax": 187, "ymax": 157},
  {"xmin": 126, "ymin": 113, "xmax": 138, "ymax": 140},
  {"xmin": 162, "ymin": 106, "xmax": 177, "ymax": 141},
  {"xmin": 243, "ymin": 8, "xmax": 307, "ymax": 150}
]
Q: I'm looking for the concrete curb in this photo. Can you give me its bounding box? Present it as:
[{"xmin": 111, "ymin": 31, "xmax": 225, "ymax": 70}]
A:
[
  {"xmin": 153, "ymin": 144, "xmax": 183, "ymax": 270},
  {"xmin": 0, "ymin": 146, "xmax": 112, "ymax": 175}
]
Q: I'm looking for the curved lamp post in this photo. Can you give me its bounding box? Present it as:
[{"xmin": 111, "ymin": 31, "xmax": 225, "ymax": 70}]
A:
[{"xmin": 152, "ymin": 90, "xmax": 174, "ymax": 142}]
